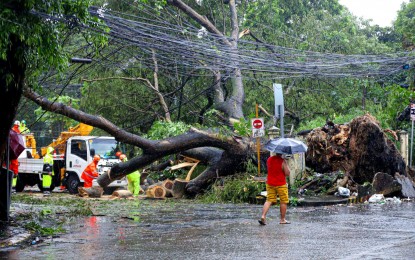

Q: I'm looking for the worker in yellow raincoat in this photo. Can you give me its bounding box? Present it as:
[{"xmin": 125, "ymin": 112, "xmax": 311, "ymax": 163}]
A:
[
  {"xmin": 19, "ymin": 120, "xmax": 30, "ymax": 134},
  {"xmin": 119, "ymin": 154, "xmax": 141, "ymax": 196},
  {"xmin": 42, "ymin": 147, "xmax": 54, "ymax": 196}
]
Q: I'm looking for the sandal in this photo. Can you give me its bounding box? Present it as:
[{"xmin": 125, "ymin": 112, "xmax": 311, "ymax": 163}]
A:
[
  {"xmin": 258, "ymin": 218, "xmax": 266, "ymax": 225},
  {"xmin": 279, "ymin": 221, "xmax": 291, "ymax": 224}
]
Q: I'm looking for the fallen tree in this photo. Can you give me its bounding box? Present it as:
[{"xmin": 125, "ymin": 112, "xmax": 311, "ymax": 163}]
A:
[
  {"xmin": 24, "ymin": 89, "xmax": 253, "ymax": 196},
  {"xmin": 302, "ymin": 113, "xmax": 407, "ymax": 194}
]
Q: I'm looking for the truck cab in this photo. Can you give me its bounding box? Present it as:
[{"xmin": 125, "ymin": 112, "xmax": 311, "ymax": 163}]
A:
[
  {"xmin": 17, "ymin": 135, "xmax": 128, "ymax": 194},
  {"xmin": 65, "ymin": 136, "xmax": 128, "ymax": 194}
]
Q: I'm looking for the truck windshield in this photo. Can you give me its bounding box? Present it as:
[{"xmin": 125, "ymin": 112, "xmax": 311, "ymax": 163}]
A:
[{"xmin": 89, "ymin": 138, "xmax": 118, "ymax": 159}]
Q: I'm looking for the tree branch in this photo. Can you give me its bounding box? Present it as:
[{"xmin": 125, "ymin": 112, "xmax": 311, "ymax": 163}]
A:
[{"xmin": 167, "ymin": 0, "xmax": 231, "ymax": 46}]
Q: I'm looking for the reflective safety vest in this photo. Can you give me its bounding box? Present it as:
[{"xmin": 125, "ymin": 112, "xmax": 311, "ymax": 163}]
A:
[{"xmin": 81, "ymin": 161, "xmax": 99, "ymax": 183}]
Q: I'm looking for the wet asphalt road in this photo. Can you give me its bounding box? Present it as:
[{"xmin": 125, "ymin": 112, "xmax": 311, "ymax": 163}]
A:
[{"xmin": 4, "ymin": 200, "xmax": 415, "ymax": 259}]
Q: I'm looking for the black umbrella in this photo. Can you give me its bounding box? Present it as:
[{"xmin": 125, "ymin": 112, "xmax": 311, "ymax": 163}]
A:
[
  {"xmin": 9, "ymin": 130, "xmax": 25, "ymax": 160},
  {"xmin": 264, "ymin": 138, "xmax": 307, "ymax": 155}
]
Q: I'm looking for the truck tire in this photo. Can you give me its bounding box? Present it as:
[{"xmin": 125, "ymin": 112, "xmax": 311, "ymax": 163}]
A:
[
  {"xmin": 66, "ymin": 174, "xmax": 80, "ymax": 194},
  {"xmin": 15, "ymin": 176, "xmax": 25, "ymax": 192}
]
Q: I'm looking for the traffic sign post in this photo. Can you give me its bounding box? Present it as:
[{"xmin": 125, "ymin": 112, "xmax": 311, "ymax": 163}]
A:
[
  {"xmin": 251, "ymin": 118, "xmax": 265, "ymax": 138},
  {"xmin": 251, "ymin": 118, "xmax": 264, "ymax": 129},
  {"xmin": 253, "ymin": 105, "xmax": 263, "ymax": 176},
  {"xmin": 252, "ymin": 129, "xmax": 265, "ymax": 137}
]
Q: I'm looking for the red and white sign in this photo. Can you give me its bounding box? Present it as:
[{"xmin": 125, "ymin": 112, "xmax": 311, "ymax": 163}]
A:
[{"xmin": 251, "ymin": 118, "xmax": 264, "ymax": 129}]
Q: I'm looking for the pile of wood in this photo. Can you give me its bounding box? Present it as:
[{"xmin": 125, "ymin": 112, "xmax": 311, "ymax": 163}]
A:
[
  {"xmin": 302, "ymin": 113, "xmax": 407, "ymax": 194},
  {"xmin": 79, "ymin": 154, "xmax": 199, "ymax": 199},
  {"xmin": 144, "ymin": 178, "xmax": 193, "ymax": 199},
  {"xmin": 143, "ymin": 156, "xmax": 200, "ymax": 199}
]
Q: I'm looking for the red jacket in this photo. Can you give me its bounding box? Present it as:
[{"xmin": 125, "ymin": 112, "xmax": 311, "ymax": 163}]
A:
[
  {"xmin": 2, "ymin": 159, "xmax": 18, "ymax": 175},
  {"xmin": 81, "ymin": 161, "xmax": 99, "ymax": 187}
]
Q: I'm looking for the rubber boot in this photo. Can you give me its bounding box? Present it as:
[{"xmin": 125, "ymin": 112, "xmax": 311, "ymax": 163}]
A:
[{"xmin": 43, "ymin": 188, "xmax": 51, "ymax": 197}]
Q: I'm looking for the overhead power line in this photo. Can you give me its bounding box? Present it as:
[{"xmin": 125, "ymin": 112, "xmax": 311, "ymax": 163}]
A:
[{"xmin": 27, "ymin": 5, "xmax": 415, "ymax": 82}]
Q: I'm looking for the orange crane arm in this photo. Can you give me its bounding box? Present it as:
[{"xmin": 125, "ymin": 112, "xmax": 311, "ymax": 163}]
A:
[{"xmin": 41, "ymin": 123, "xmax": 93, "ymax": 156}]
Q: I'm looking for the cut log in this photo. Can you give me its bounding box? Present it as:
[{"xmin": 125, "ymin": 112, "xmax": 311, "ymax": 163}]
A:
[
  {"xmin": 146, "ymin": 184, "xmax": 166, "ymax": 198},
  {"xmin": 162, "ymin": 179, "xmax": 174, "ymax": 190},
  {"xmin": 112, "ymin": 189, "xmax": 133, "ymax": 198},
  {"xmin": 172, "ymin": 179, "xmax": 188, "ymax": 198},
  {"xmin": 78, "ymin": 186, "xmax": 104, "ymax": 198}
]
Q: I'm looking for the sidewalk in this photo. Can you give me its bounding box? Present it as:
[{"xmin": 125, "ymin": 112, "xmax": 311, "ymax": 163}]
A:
[{"xmin": 297, "ymin": 195, "xmax": 349, "ymax": 206}]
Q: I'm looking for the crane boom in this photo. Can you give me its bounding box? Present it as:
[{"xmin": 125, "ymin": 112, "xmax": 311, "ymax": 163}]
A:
[{"xmin": 41, "ymin": 123, "xmax": 93, "ymax": 156}]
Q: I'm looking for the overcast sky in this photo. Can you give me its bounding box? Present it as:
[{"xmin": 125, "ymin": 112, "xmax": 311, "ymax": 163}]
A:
[{"xmin": 338, "ymin": 0, "xmax": 409, "ymax": 27}]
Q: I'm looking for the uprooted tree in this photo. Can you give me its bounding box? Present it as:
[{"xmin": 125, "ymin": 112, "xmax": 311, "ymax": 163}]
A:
[{"xmin": 303, "ymin": 113, "xmax": 407, "ymax": 193}]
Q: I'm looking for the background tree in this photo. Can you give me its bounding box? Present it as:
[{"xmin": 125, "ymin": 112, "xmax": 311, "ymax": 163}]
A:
[
  {"xmin": 7, "ymin": 0, "xmax": 415, "ymax": 196},
  {"xmin": 0, "ymin": 0, "xmax": 107, "ymax": 158}
]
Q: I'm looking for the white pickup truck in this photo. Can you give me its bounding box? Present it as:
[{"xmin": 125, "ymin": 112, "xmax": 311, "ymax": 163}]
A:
[{"xmin": 17, "ymin": 135, "xmax": 128, "ymax": 194}]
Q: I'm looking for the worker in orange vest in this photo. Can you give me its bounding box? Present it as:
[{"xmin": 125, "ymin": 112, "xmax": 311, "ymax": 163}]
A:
[
  {"xmin": 81, "ymin": 155, "xmax": 100, "ymax": 188},
  {"xmin": 12, "ymin": 121, "xmax": 20, "ymax": 134}
]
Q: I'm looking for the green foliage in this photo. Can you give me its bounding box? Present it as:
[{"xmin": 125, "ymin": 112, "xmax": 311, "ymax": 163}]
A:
[
  {"xmin": 24, "ymin": 221, "xmax": 65, "ymax": 236},
  {"xmin": 296, "ymin": 82, "xmax": 413, "ymax": 132},
  {"xmin": 395, "ymin": 1, "xmax": 415, "ymax": 49},
  {"xmin": 197, "ymin": 174, "xmax": 265, "ymax": 204},
  {"xmin": 145, "ymin": 120, "xmax": 191, "ymax": 140},
  {"xmin": 379, "ymin": 85, "xmax": 413, "ymax": 129},
  {"xmin": 289, "ymin": 196, "xmax": 299, "ymax": 206},
  {"xmin": 233, "ymin": 117, "xmax": 252, "ymax": 137},
  {"xmin": 0, "ymin": 0, "xmax": 108, "ymax": 83},
  {"xmin": 244, "ymin": 158, "xmax": 258, "ymax": 174}
]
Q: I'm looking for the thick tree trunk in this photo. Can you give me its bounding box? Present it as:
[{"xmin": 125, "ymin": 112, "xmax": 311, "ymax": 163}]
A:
[
  {"xmin": 167, "ymin": 0, "xmax": 245, "ymax": 120},
  {"xmin": 0, "ymin": 34, "xmax": 26, "ymax": 159}
]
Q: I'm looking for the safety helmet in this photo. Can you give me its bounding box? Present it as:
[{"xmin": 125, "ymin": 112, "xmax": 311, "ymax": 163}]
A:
[
  {"xmin": 115, "ymin": 151, "xmax": 122, "ymax": 157},
  {"xmin": 119, "ymin": 154, "xmax": 126, "ymax": 161},
  {"xmin": 21, "ymin": 120, "xmax": 26, "ymax": 124},
  {"xmin": 93, "ymin": 155, "xmax": 100, "ymax": 162},
  {"xmin": 14, "ymin": 120, "xmax": 20, "ymax": 126}
]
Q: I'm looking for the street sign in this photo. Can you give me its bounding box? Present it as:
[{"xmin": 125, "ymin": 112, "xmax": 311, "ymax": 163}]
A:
[
  {"xmin": 251, "ymin": 118, "xmax": 264, "ymax": 129},
  {"xmin": 273, "ymin": 83, "xmax": 284, "ymax": 119},
  {"xmin": 273, "ymin": 83, "xmax": 285, "ymax": 138},
  {"xmin": 252, "ymin": 129, "xmax": 265, "ymax": 137}
]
